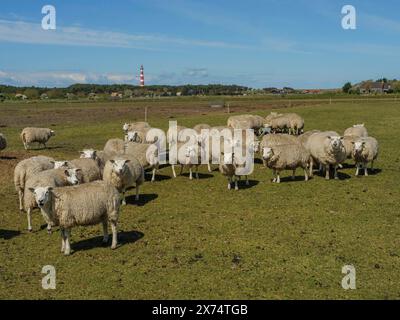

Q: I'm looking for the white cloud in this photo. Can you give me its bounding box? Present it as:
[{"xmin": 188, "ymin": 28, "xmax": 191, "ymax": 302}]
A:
[{"xmin": 0, "ymin": 19, "xmax": 249, "ymax": 50}]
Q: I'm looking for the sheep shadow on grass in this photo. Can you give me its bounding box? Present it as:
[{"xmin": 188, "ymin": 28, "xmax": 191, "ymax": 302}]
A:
[
  {"xmin": 125, "ymin": 193, "xmax": 158, "ymax": 206},
  {"xmin": 0, "ymin": 229, "xmax": 21, "ymax": 240},
  {"xmin": 72, "ymin": 230, "xmax": 144, "ymax": 253},
  {"xmin": 0, "ymin": 156, "xmax": 17, "ymax": 160},
  {"xmin": 275, "ymin": 175, "xmax": 310, "ymax": 183},
  {"xmin": 146, "ymin": 173, "xmax": 171, "ymax": 182},
  {"xmin": 312, "ymin": 170, "xmax": 351, "ymax": 180},
  {"xmin": 238, "ymin": 179, "xmax": 259, "ymax": 189},
  {"xmin": 181, "ymin": 172, "xmax": 214, "ymax": 180}
]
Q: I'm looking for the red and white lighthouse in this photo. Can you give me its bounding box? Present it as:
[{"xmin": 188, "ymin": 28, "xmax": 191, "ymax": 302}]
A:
[{"xmin": 139, "ymin": 65, "xmax": 145, "ymax": 87}]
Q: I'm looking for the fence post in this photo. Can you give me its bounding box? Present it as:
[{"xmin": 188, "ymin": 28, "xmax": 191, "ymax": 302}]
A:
[
  {"xmin": 227, "ymin": 103, "xmax": 230, "ymax": 114},
  {"xmin": 145, "ymin": 106, "xmax": 148, "ymax": 122}
]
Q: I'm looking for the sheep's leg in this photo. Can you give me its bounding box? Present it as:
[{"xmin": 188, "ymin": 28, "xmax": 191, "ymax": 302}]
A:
[
  {"xmin": 151, "ymin": 168, "xmax": 156, "ymax": 182},
  {"xmin": 334, "ymin": 165, "xmax": 339, "ymax": 180},
  {"xmin": 121, "ymin": 191, "xmax": 126, "ymax": 205},
  {"xmin": 60, "ymin": 228, "xmax": 66, "ymax": 253},
  {"xmin": 304, "ymin": 168, "xmax": 309, "ymax": 181},
  {"xmin": 277, "ymin": 171, "xmax": 281, "ymax": 184},
  {"xmin": 272, "ymin": 169, "xmax": 277, "ymax": 183},
  {"xmin": 196, "ymin": 165, "xmax": 199, "ymax": 179},
  {"xmin": 111, "ymin": 221, "xmax": 118, "ymax": 250},
  {"xmin": 324, "ymin": 165, "xmax": 330, "ymax": 180},
  {"xmin": 18, "ymin": 190, "xmax": 24, "ymax": 211},
  {"xmin": 245, "ymin": 175, "xmax": 249, "ymax": 185},
  {"xmin": 207, "ymin": 162, "xmax": 212, "ymax": 172},
  {"xmin": 172, "ymin": 165, "xmax": 177, "ymax": 178},
  {"xmin": 292, "ymin": 169, "xmax": 296, "ymax": 180},
  {"xmin": 309, "ymin": 158, "xmax": 314, "ymax": 177},
  {"xmin": 47, "ymin": 223, "xmax": 52, "ymax": 234},
  {"xmin": 102, "ymin": 220, "xmax": 109, "ymax": 244},
  {"xmin": 64, "ymin": 229, "xmax": 71, "ymax": 255},
  {"xmin": 355, "ymin": 163, "xmax": 360, "ymax": 176},
  {"xmin": 135, "ymin": 184, "xmax": 140, "ymax": 201},
  {"xmin": 227, "ymin": 177, "xmax": 232, "ymax": 190},
  {"xmin": 27, "ymin": 208, "xmax": 32, "ymax": 232},
  {"xmin": 189, "ymin": 168, "xmax": 193, "ymax": 180},
  {"xmin": 234, "ymin": 176, "xmax": 239, "ymax": 190},
  {"xmin": 364, "ymin": 163, "xmax": 368, "ymax": 176}
]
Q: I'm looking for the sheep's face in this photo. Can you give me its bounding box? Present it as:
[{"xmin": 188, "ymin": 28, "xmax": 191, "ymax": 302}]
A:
[
  {"xmin": 252, "ymin": 141, "xmax": 260, "ymax": 153},
  {"xmin": 80, "ymin": 149, "xmax": 96, "ymax": 159},
  {"xmin": 223, "ymin": 152, "xmax": 234, "ymax": 164},
  {"xmin": 29, "ymin": 186, "xmax": 53, "ymax": 208},
  {"xmin": 123, "ymin": 123, "xmax": 130, "ymax": 132},
  {"xmin": 65, "ymin": 169, "xmax": 81, "ymax": 185},
  {"xmin": 262, "ymin": 147, "xmax": 273, "ymax": 160},
  {"xmin": 54, "ymin": 161, "xmax": 69, "ymax": 169},
  {"xmin": 328, "ymin": 136, "xmax": 344, "ymax": 150},
  {"xmin": 110, "ymin": 159, "xmax": 130, "ymax": 175},
  {"xmin": 353, "ymin": 141, "xmax": 366, "ymax": 153},
  {"xmin": 184, "ymin": 146, "xmax": 197, "ymax": 163},
  {"xmin": 127, "ymin": 131, "xmax": 139, "ymax": 142}
]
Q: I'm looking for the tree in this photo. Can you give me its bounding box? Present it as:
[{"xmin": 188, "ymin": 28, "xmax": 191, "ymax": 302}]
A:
[
  {"xmin": 342, "ymin": 82, "xmax": 352, "ymax": 93},
  {"xmin": 23, "ymin": 88, "xmax": 39, "ymax": 99}
]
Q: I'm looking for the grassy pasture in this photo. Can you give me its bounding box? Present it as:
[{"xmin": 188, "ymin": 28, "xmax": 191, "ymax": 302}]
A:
[{"xmin": 0, "ymin": 98, "xmax": 399, "ymax": 299}]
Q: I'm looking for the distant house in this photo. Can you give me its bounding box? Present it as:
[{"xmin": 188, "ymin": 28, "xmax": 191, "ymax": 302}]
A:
[
  {"xmin": 360, "ymin": 81, "xmax": 391, "ymax": 94},
  {"xmin": 15, "ymin": 93, "xmax": 27, "ymax": 100}
]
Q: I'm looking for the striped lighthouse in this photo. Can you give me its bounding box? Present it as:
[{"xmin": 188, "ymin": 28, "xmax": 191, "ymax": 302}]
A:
[{"xmin": 139, "ymin": 65, "xmax": 145, "ymax": 87}]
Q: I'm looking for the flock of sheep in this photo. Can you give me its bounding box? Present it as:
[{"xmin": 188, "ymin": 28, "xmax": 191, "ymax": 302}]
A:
[{"xmin": 0, "ymin": 111, "xmax": 379, "ymax": 256}]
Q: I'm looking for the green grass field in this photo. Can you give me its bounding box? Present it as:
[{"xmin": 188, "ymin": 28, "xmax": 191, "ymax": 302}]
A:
[{"xmin": 0, "ymin": 98, "xmax": 399, "ymax": 299}]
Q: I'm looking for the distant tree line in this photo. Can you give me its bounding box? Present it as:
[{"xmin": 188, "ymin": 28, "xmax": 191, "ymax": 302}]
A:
[
  {"xmin": 342, "ymin": 78, "xmax": 400, "ymax": 94},
  {"xmin": 0, "ymin": 83, "xmax": 251, "ymax": 101}
]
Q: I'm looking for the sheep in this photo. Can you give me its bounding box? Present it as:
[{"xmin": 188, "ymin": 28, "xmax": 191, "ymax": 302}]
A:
[
  {"xmin": 297, "ymin": 130, "xmax": 321, "ymax": 147},
  {"xmin": 103, "ymin": 157, "xmax": 144, "ymax": 204},
  {"xmin": 14, "ymin": 156, "xmax": 55, "ymax": 212},
  {"xmin": 262, "ymin": 144, "xmax": 310, "ymax": 183},
  {"xmin": 123, "ymin": 121, "xmax": 150, "ymax": 133},
  {"xmin": 21, "ymin": 127, "xmax": 55, "ymax": 150},
  {"xmin": 28, "ymin": 181, "xmax": 121, "ymax": 255},
  {"xmin": 79, "ymin": 149, "xmax": 97, "ymax": 159},
  {"xmin": 342, "ymin": 135, "xmax": 359, "ymax": 159},
  {"xmin": 227, "ymin": 115, "xmax": 264, "ymax": 131},
  {"xmin": 351, "ymin": 137, "xmax": 379, "ymax": 176},
  {"xmin": 167, "ymin": 125, "xmax": 187, "ymax": 143},
  {"xmin": 103, "ymin": 138, "xmax": 125, "ymax": 156},
  {"xmin": 285, "ymin": 113, "xmax": 305, "ymax": 135},
  {"xmin": 344, "ymin": 124, "xmax": 368, "ymax": 138},
  {"xmin": 306, "ymin": 131, "xmax": 346, "ymax": 180},
  {"xmin": 169, "ymin": 141, "xmax": 201, "ymax": 180},
  {"xmin": 69, "ymin": 158, "xmax": 102, "ymax": 182},
  {"xmin": 264, "ymin": 115, "xmax": 291, "ymax": 134},
  {"xmin": 23, "ymin": 168, "xmax": 81, "ymax": 232},
  {"xmin": 124, "ymin": 127, "xmax": 163, "ymax": 144},
  {"xmin": 260, "ymin": 134, "xmax": 299, "ymax": 166},
  {"xmin": 193, "ymin": 124, "xmax": 211, "ymax": 134},
  {"xmin": 0, "ymin": 133, "xmax": 7, "ymax": 152},
  {"xmin": 265, "ymin": 112, "xmax": 283, "ymax": 123},
  {"xmin": 219, "ymin": 152, "xmax": 239, "ymax": 190},
  {"xmin": 125, "ymin": 141, "xmax": 160, "ymax": 182}
]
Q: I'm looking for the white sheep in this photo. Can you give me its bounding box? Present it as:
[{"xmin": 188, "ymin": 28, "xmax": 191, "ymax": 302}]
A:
[
  {"xmin": 285, "ymin": 113, "xmax": 305, "ymax": 135},
  {"xmin": 124, "ymin": 141, "xmax": 160, "ymax": 182},
  {"xmin": 170, "ymin": 141, "xmax": 201, "ymax": 180},
  {"xmin": 21, "ymin": 127, "xmax": 55, "ymax": 150},
  {"xmin": 260, "ymin": 134, "xmax": 299, "ymax": 166},
  {"xmin": 23, "ymin": 168, "xmax": 81, "ymax": 232},
  {"xmin": 103, "ymin": 157, "xmax": 145, "ymax": 204},
  {"xmin": 123, "ymin": 121, "xmax": 150, "ymax": 133},
  {"xmin": 28, "ymin": 181, "xmax": 121, "ymax": 255},
  {"xmin": 227, "ymin": 115, "xmax": 264, "ymax": 131},
  {"xmin": 262, "ymin": 144, "xmax": 310, "ymax": 183},
  {"xmin": 103, "ymin": 138, "xmax": 125, "ymax": 156},
  {"xmin": 297, "ymin": 130, "xmax": 321, "ymax": 147},
  {"xmin": 351, "ymin": 137, "xmax": 379, "ymax": 176},
  {"xmin": 69, "ymin": 158, "xmax": 102, "ymax": 182},
  {"xmin": 264, "ymin": 115, "xmax": 291, "ymax": 134},
  {"xmin": 193, "ymin": 124, "xmax": 211, "ymax": 133},
  {"xmin": 306, "ymin": 131, "xmax": 346, "ymax": 180},
  {"xmin": 0, "ymin": 133, "xmax": 7, "ymax": 152},
  {"xmin": 344, "ymin": 124, "xmax": 368, "ymax": 138},
  {"xmin": 14, "ymin": 156, "xmax": 55, "ymax": 212},
  {"xmin": 219, "ymin": 152, "xmax": 239, "ymax": 190}
]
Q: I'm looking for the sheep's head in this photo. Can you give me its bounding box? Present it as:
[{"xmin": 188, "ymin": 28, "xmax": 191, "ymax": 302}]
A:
[
  {"xmin": 65, "ymin": 168, "xmax": 81, "ymax": 185},
  {"xmin": 262, "ymin": 147, "xmax": 273, "ymax": 160},
  {"xmin": 184, "ymin": 145, "xmax": 197, "ymax": 164},
  {"xmin": 353, "ymin": 123, "xmax": 365, "ymax": 128},
  {"xmin": 28, "ymin": 186, "xmax": 53, "ymax": 208},
  {"xmin": 80, "ymin": 149, "xmax": 97, "ymax": 159},
  {"xmin": 110, "ymin": 159, "xmax": 130, "ymax": 175},
  {"xmin": 223, "ymin": 152, "xmax": 234, "ymax": 164},
  {"xmin": 352, "ymin": 140, "xmax": 366, "ymax": 153},
  {"xmin": 327, "ymin": 136, "xmax": 344, "ymax": 150},
  {"xmin": 123, "ymin": 123, "xmax": 130, "ymax": 133},
  {"xmin": 54, "ymin": 161, "xmax": 69, "ymax": 169}
]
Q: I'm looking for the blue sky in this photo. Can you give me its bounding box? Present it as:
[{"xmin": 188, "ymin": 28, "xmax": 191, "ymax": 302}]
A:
[{"xmin": 0, "ymin": 0, "xmax": 399, "ymax": 88}]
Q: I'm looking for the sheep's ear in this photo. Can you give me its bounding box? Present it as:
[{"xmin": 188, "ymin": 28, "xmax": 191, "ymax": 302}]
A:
[
  {"xmin": 327, "ymin": 136, "xmax": 331, "ymax": 139},
  {"xmin": 64, "ymin": 169, "xmax": 70, "ymax": 177},
  {"xmin": 47, "ymin": 187, "xmax": 53, "ymax": 192},
  {"xmin": 110, "ymin": 160, "xmax": 115, "ymax": 164},
  {"xmin": 28, "ymin": 188, "xmax": 35, "ymax": 194},
  {"xmin": 75, "ymin": 168, "xmax": 82, "ymax": 172},
  {"xmin": 351, "ymin": 141, "xmax": 355, "ymax": 145},
  {"xmin": 50, "ymin": 161, "xmax": 55, "ymax": 164},
  {"xmin": 340, "ymin": 136, "xmax": 344, "ymax": 140},
  {"xmin": 124, "ymin": 159, "xmax": 131, "ymax": 164}
]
